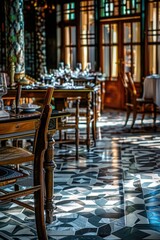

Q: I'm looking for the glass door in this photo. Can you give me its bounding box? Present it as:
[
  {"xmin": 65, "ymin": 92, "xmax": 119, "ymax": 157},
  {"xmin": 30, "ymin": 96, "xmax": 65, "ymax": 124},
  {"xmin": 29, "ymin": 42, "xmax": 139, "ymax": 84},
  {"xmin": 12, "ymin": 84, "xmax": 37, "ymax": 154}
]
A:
[
  {"xmin": 123, "ymin": 21, "xmax": 141, "ymax": 81},
  {"xmin": 101, "ymin": 19, "xmax": 141, "ymax": 109},
  {"xmin": 147, "ymin": 0, "xmax": 160, "ymax": 75}
]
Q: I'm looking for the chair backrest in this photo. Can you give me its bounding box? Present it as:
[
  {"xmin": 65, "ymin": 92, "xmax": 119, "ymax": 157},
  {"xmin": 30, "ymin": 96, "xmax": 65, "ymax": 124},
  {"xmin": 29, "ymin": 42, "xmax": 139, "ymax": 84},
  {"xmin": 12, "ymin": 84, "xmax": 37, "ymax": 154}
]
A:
[
  {"xmin": 33, "ymin": 87, "xmax": 54, "ymax": 152},
  {"xmin": 119, "ymin": 72, "xmax": 128, "ymax": 88},
  {"xmin": 119, "ymin": 72, "xmax": 132, "ymax": 104},
  {"xmin": 33, "ymin": 87, "xmax": 54, "ymax": 147},
  {"xmin": 125, "ymin": 72, "xmax": 138, "ymax": 105},
  {"xmin": 126, "ymin": 72, "xmax": 137, "ymax": 96},
  {"xmin": 43, "ymin": 87, "xmax": 54, "ymax": 106},
  {"xmin": 31, "ymin": 86, "xmax": 54, "ymax": 107},
  {"xmin": 34, "ymin": 103, "xmax": 52, "ymax": 186}
]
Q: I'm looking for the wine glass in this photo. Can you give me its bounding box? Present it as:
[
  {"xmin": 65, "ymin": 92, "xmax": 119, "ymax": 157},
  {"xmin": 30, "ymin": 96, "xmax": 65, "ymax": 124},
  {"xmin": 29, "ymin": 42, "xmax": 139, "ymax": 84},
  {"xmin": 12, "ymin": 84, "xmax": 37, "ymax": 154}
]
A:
[
  {"xmin": 58, "ymin": 62, "xmax": 64, "ymax": 74},
  {"xmin": 86, "ymin": 62, "xmax": 91, "ymax": 71},
  {"xmin": 0, "ymin": 73, "xmax": 9, "ymax": 117},
  {"xmin": 76, "ymin": 63, "xmax": 82, "ymax": 71}
]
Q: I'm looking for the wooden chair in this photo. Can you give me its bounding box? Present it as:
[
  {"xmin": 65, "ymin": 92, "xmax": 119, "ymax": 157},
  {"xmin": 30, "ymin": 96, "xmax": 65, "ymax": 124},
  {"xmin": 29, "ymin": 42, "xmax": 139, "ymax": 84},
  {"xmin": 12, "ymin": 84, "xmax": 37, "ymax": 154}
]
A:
[
  {"xmin": 0, "ymin": 103, "xmax": 52, "ymax": 240},
  {"xmin": 65, "ymin": 77, "xmax": 98, "ymax": 149},
  {"xmin": 56, "ymin": 97, "xmax": 80, "ymax": 160},
  {"xmin": 67, "ymin": 101, "xmax": 96, "ymax": 147},
  {"xmin": 0, "ymin": 87, "xmax": 54, "ymax": 239},
  {"xmin": 120, "ymin": 72, "xmax": 157, "ymax": 128}
]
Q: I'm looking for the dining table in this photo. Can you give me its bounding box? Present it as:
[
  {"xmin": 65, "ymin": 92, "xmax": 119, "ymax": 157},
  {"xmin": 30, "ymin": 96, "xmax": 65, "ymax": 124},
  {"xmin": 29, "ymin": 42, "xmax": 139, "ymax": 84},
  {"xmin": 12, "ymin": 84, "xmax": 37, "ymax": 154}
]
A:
[
  {"xmin": 5, "ymin": 85, "xmax": 99, "ymax": 151},
  {"xmin": 44, "ymin": 72, "xmax": 106, "ymax": 114},
  {"xmin": 143, "ymin": 74, "xmax": 160, "ymax": 107},
  {"xmin": 0, "ymin": 107, "xmax": 71, "ymax": 224}
]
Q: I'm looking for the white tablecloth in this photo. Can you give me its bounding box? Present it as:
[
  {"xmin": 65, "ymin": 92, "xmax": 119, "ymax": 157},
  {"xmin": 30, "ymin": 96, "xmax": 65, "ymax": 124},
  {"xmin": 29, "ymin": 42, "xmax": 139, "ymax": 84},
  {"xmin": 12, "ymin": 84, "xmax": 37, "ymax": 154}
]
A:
[{"xmin": 143, "ymin": 74, "xmax": 160, "ymax": 106}]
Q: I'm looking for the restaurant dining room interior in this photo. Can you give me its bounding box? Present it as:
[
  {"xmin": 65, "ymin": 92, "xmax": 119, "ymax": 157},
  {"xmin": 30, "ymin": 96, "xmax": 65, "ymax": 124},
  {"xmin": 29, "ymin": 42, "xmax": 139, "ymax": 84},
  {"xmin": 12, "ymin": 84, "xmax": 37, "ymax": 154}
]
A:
[{"xmin": 0, "ymin": 0, "xmax": 160, "ymax": 239}]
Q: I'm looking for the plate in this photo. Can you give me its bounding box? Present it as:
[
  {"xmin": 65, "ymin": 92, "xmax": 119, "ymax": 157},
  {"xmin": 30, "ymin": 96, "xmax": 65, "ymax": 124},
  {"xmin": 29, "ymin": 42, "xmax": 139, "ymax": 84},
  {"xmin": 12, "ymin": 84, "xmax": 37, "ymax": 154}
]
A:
[{"xmin": 19, "ymin": 104, "xmax": 40, "ymax": 112}]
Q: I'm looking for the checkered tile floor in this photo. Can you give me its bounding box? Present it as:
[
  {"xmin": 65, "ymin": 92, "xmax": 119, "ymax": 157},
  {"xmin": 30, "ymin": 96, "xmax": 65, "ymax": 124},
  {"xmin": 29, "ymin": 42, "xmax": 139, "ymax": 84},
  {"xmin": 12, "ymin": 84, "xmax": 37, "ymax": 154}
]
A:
[{"xmin": 1, "ymin": 110, "xmax": 160, "ymax": 239}]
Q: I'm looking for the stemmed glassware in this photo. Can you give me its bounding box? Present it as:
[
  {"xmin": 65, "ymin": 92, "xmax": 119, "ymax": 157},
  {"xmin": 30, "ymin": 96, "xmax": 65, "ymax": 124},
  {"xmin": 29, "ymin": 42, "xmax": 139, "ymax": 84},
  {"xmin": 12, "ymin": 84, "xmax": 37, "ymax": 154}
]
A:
[
  {"xmin": 0, "ymin": 73, "xmax": 9, "ymax": 117},
  {"xmin": 58, "ymin": 62, "xmax": 64, "ymax": 72},
  {"xmin": 76, "ymin": 63, "xmax": 82, "ymax": 74},
  {"xmin": 76, "ymin": 63, "xmax": 82, "ymax": 71},
  {"xmin": 86, "ymin": 62, "xmax": 91, "ymax": 72}
]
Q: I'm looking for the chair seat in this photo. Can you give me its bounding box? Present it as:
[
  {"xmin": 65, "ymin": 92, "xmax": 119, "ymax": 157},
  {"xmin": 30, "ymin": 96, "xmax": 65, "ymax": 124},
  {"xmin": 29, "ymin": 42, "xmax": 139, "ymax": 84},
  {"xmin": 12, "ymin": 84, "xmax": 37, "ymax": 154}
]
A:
[
  {"xmin": 0, "ymin": 146, "xmax": 34, "ymax": 165},
  {"xmin": 0, "ymin": 166, "xmax": 27, "ymax": 186},
  {"xmin": 127, "ymin": 99, "xmax": 155, "ymax": 106}
]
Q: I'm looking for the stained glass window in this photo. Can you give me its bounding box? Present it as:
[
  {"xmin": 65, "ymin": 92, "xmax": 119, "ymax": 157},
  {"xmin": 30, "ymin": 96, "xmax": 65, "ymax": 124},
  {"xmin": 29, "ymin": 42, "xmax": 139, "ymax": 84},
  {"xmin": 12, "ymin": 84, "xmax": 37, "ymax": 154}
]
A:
[
  {"xmin": 100, "ymin": 0, "xmax": 141, "ymax": 17},
  {"xmin": 64, "ymin": 3, "xmax": 75, "ymax": 21}
]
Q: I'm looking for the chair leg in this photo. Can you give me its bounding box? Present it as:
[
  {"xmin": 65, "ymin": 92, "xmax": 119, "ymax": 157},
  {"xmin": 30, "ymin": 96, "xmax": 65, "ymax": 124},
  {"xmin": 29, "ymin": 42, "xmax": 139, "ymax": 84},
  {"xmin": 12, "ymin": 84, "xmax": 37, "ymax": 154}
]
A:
[
  {"xmin": 131, "ymin": 109, "xmax": 137, "ymax": 128},
  {"xmin": 124, "ymin": 107, "xmax": 131, "ymax": 126},
  {"xmin": 141, "ymin": 105, "xmax": 145, "ymax": 125},
  {"xmin": 141, "ymin": 113, "xmax": 145, "ymax": 124},
  {"xmin": 92, "ymin": 121, "xmax": 96, "ymax": 146},
  {"xmin": 34, "ymin": 189, "xmax": 48, "ymax": 240},
  {"xmin": 75, "ymin": 128, "xmax": 79, "ymax": 160},
  {"xmin": 153, "ymin": 104, "xmax": 157, "ymax": 127},
  {"xmin": 75, "ymin": 97, "xmax": 80, "ymax": 160}
]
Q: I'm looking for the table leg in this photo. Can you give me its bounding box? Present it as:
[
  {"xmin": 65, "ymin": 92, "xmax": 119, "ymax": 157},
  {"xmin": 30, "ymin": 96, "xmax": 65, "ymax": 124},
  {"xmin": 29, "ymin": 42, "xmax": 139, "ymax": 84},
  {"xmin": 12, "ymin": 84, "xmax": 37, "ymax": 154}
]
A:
[
  {"xmin": 92, "ymin": 91, "xmax": 97, "ymax": 145},
  {"xmin": 44, "ymin": 132, "xmax": 56, "ymax": 223},
  {"xmin": 101, "ymin": 81, "xmax": 105, "ymax": 113},
  {"xmin": 87, "ymin": 93, "xmax": 91, "ymax": 151}
]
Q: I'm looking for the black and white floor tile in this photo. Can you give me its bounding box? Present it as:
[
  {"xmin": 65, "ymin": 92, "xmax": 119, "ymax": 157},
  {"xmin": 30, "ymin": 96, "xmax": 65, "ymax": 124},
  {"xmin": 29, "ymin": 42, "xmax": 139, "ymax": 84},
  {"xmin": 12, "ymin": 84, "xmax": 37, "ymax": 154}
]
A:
[{"xmin": 1, "ymin": 110, "xmax": 160, "ymax": 239}]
